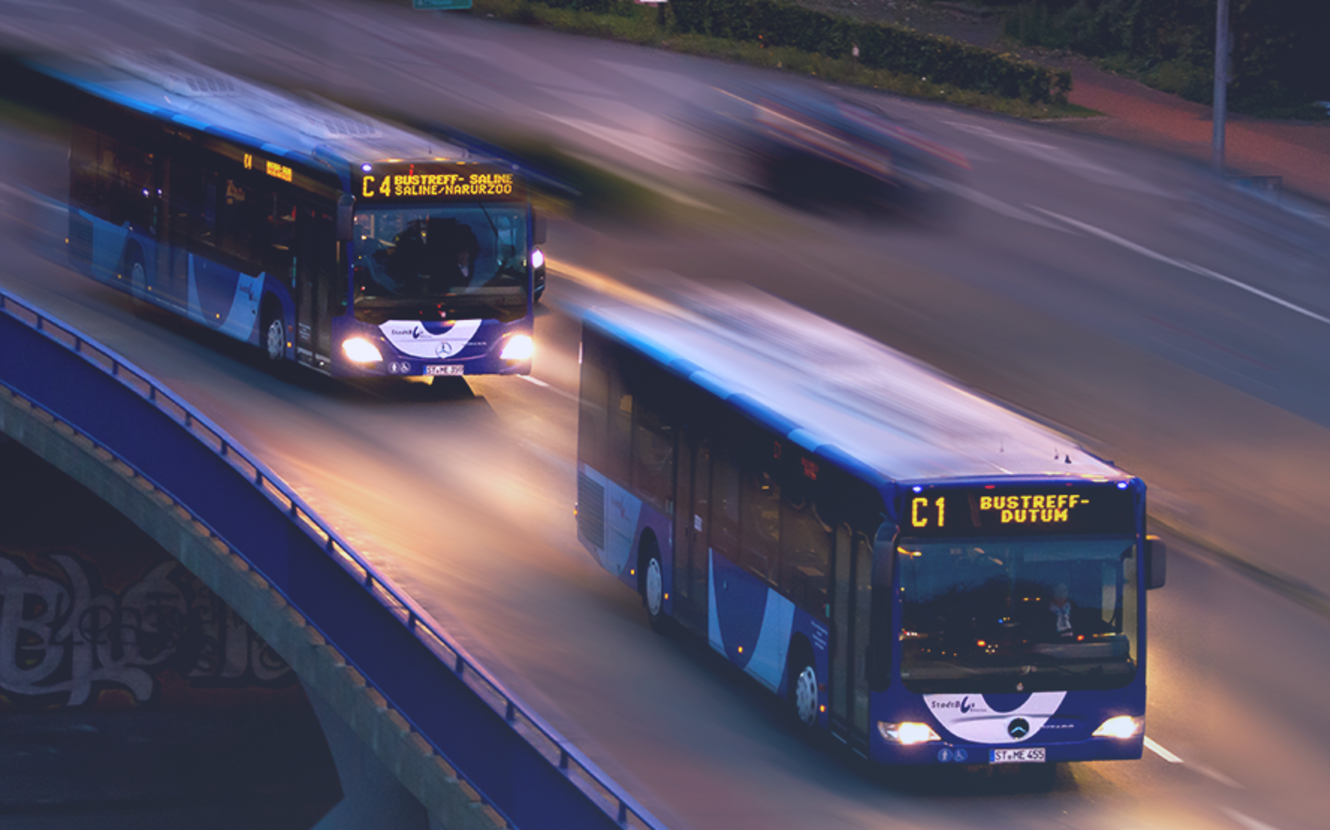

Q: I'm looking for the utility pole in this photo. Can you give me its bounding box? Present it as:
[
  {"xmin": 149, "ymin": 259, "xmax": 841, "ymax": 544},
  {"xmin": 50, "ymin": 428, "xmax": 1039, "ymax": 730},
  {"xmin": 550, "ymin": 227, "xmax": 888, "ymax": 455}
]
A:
[{"xmin": 1212, "ymin": 0, "xmax": 1229, "ymax": 171}]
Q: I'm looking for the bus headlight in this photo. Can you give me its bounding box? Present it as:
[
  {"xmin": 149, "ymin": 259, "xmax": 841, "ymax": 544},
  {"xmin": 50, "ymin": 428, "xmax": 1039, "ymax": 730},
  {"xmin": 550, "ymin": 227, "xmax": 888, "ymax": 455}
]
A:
[
  {"xmin": 878, "ymin": 721, "xmax": 941, "ymax": 745},
  {"xmin": 531, "ymin": 248, "xmax": 545, "ymax": 270},
  {"xmin": 500, "ymin": 334, "xmax": 534, "ymax": 362},
  {"xmin": 1092, "ymin": 716, "xmax": 1141, "ymax": 739},
  {"xmin": 342, "ymin": 337, "xmax": 383, "ymax": 364}
]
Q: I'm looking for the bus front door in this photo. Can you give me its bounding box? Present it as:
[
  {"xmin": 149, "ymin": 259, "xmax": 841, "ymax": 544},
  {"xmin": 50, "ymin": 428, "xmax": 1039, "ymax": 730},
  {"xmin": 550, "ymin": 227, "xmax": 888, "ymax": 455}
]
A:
[
  {"xmin": 672, "ymin": 427, "xmax": 710, "ymax": 634},
  {"xmin": 295, "ymin": 204, "xmax": 335, "ymax": 371},
  {"xmin": 831, "ymin": 524, "xmax": 874, "ymax": 754}
]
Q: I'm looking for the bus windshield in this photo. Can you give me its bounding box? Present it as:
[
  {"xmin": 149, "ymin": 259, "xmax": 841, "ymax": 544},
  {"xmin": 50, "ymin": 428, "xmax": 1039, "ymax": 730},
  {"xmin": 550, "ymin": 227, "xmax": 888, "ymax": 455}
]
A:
[
  {"xmin": 897, "ymin": 537, "xmax": 1138, "ymax": 694},
  {"xmin": 352, "ymin": 204, "xmax": 529, "ymax": 323}
]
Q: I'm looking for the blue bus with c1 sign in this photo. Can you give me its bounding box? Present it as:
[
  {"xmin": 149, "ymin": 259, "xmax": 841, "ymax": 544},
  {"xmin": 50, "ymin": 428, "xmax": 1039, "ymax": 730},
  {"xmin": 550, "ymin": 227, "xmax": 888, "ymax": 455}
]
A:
[
  {"xmin": 574, "ymin": 284, "xmax": 1165, "ymax": 767},
  {"xmin": 27, "ymin": 52, "xmax": 543, "ymax": 380}
]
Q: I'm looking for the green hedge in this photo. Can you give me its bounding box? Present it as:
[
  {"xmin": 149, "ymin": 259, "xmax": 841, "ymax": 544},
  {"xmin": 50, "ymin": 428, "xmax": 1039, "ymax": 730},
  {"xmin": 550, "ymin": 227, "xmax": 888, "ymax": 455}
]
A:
[{"xmin": 670, "ymin": 0, "xmax": 1070, "ymax": 103}]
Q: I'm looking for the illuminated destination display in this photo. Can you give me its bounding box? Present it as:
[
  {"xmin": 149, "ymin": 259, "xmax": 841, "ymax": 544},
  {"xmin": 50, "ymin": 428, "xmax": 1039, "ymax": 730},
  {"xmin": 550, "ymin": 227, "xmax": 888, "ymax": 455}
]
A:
[
  {"xmin": 355, "ymin": 163, "xmax": 526, "ymax": 202},
  {"xmin": 902, "ymin": 485, "xmax": 1134, "ymax": 537},
  {"xmin": 242, "ymin": 153, "xmax": 293, "ymax": 182}
]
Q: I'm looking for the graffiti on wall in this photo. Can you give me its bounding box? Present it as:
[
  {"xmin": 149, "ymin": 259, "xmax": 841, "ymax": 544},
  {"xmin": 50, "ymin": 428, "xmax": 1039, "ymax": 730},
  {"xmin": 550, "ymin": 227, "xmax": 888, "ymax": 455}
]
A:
[{"xmin": 0, "ymin": 550, "xmax": 296, "ymax": 709}]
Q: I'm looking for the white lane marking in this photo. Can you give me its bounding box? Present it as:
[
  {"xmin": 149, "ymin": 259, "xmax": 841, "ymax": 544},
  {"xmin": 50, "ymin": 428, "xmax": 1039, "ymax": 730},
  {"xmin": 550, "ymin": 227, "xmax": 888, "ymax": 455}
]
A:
[
  {"xmin": 925, "ymin": 177, "xmax": 1073, "ymax": 231},
  {"xmin": 595, "ymin": 61, "xmax": 717, "ymax": 102},
  {"xmin": 1221, "ymin": 807, "xmax": 1283, "ymax": 830},
  {"xmin": 945, "ymin": 120, "xmax": 1167, "ymax": 196},
  {"xmin": 1145, "ymin": 736, "xmax": 1183, "ymax": 763},
  {"xmin": 539, "ymin": 112, "xmax": 702, "ymax": 174},
  {"xmin": 1146, "ymin": 736, "xmax": 1244, "ymax": 789},
  {"xmin": 1195, "ymin": 763, "xmax": 1245, "ymax": 789},
  {"xmin": 0, "ymin": 181, "xmax": 48, "ymax": 203},
  {"xmin": 519, "ymin": 373, "xmax": 577, "ymax": 402},
  {"xmin": 1032, "ymin": 206, "xmax": 1330, "ymax": 327}
]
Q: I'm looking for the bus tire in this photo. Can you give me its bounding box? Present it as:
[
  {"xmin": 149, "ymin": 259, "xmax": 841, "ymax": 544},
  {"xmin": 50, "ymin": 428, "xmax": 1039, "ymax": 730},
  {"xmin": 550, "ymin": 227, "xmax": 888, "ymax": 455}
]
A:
[
  {"xmin": 639, "ymin": 538, "xmax": 668, "ymax": 634},
  {"xmin": 260, "ymin": 301, "xmax": 286, "ymax": 363},
  {"xmin": 788, "ymin": 642, "xmax": 819, "ymax": 730}
]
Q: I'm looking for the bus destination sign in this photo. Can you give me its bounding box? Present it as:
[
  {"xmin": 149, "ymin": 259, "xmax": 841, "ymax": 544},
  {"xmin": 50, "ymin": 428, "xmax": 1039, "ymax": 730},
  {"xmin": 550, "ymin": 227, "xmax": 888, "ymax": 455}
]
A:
[
  {"xmin": 902, "ymin": 484, "xmax": 1134, "ymax": 537},
  {"xmin": 356, "ymin": 163, "xmax": 525, "ymax": 202}
]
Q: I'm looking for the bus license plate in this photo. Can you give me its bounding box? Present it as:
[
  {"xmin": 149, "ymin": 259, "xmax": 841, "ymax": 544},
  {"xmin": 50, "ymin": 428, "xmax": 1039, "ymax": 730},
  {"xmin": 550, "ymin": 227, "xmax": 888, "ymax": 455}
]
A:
[
  {"xmin": 991, "ymin": 748, "xmax": 1046, "ymax": 764},
  {"xmin": 425, "ymin": 365, "xmax": 464, "ymax": 377}
]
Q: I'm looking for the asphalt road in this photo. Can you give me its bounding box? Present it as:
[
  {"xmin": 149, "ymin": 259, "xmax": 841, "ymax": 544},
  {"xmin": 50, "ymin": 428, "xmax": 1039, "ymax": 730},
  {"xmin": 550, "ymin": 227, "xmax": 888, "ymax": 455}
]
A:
[{"xmin": 2, "ymin": 1, "xmax": 1329, "ymax": 829}]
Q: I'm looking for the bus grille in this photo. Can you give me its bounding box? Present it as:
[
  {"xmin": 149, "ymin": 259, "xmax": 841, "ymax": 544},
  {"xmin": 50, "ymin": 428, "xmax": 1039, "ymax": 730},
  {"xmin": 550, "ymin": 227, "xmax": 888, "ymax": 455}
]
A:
[{"xmin": 577, "ymin": 472, "xmax": 605, "ymax": 549}]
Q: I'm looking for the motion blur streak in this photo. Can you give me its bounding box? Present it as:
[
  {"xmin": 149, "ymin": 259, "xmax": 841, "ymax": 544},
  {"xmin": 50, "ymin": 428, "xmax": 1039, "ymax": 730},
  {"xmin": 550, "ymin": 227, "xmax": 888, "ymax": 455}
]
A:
[{"xmin": 1, "ymin": 1, "xmax": 1329, "ymax": 828}]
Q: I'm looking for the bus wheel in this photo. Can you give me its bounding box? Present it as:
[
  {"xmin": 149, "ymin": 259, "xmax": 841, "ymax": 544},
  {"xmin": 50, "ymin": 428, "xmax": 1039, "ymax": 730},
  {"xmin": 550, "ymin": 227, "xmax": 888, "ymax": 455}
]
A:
[
  {"xmin": 790, "ymin": 653, "xmax": 819, "ymax": 729},
  {"xmin": 261, "ymin": 305, "xmax": 286, "ymax": 363},
  {"xmin": 641, "ymin": 543, "xmax": 667, "ymax": 633}
]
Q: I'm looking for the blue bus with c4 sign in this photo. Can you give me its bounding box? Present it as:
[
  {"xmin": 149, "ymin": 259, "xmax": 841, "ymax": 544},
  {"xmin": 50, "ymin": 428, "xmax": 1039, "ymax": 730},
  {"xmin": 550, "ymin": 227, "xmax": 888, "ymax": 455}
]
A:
[
  {"xmin": 28, "ymin": 52, "xmax": 542, "ymax": 380},
  {"xmin": 574, "ymin": 284, "xmax": 1165, "ymax": 767}
]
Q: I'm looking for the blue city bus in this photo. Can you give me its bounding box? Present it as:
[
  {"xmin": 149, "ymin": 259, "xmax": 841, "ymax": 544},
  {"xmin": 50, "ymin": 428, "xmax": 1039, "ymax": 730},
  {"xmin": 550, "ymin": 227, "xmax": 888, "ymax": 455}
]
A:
[
  {"xmin": 575, "ymin": 286, "xmax": 1166, "ymax": 767},
  {"xmin": 35, "ymin": 52, "xmax": 543, "ymax": 378}
]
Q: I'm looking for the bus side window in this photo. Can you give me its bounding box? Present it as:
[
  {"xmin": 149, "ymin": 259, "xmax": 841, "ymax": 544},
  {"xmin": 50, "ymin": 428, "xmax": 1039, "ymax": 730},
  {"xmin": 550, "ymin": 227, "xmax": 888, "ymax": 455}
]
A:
[
  {"xmin": 781, "ymin": 495, "xmax": 831, "ymax": 614},
  {"xmin": 631, "ymin": 392, "xmax": 675, "ymax": 514},
  {"xmin": 577, "ymin": 335, "xmax": 609, "ymax": 473},
  {"xmin": 710, "ymin": 448, "xmax": 740, "ymax": 562},
  {"xmin": 606, "ymin": 355, "xmax": 632, "ymax": 485},
  {"xmin": 69, "ymin": 126, "xmax": 102, "ymax": 212},
  {"xmin": 200, "ymin": 180, "xmax": 217, "ymax": 247},
  {"xmin": 217, "ymin": 176, "xmax": 253, "ymax": 267},
  {"xmin": 741, "ymin": 466, "xmax": 780, "ymax": 583},
  {"xmin": 92, "ymin": 135, "xmax": 154, "ymax": 230},
  {"xmin": 262, "ymin": 193, "xmax": 298, "ymax": 285}
]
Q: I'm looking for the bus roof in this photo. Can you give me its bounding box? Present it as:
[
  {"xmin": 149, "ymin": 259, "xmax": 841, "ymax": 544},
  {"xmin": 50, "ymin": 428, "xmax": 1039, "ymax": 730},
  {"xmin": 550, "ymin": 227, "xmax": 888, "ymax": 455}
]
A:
[
  {"xmin": 33, "ymin": 51, "xmax": 471, "ymax": 179},
  {"xmin": 584, "ymin": 284, "xmax": 1130, "ymax": 487}
]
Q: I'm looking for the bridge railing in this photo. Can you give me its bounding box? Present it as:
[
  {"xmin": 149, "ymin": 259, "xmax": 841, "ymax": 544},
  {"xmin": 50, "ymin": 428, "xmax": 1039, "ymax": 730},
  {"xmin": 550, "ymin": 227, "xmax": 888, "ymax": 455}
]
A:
[{"xmin": 0, "ymin": 285, "xmax": 666, "ymax": 830}]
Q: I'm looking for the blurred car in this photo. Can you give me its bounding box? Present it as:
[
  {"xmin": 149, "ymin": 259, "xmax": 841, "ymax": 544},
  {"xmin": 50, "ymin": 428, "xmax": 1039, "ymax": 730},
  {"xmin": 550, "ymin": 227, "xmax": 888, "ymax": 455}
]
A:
[{"xmin": 691, "ymin": 81, "xmax": 969, "ymax": 215}]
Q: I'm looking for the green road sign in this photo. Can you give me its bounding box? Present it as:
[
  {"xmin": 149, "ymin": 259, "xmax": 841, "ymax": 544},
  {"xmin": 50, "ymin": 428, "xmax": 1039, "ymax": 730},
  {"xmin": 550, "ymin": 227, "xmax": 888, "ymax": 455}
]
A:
[{"xmin": 413, "ymin": 0, "xmax": 472, "ymax": 9}]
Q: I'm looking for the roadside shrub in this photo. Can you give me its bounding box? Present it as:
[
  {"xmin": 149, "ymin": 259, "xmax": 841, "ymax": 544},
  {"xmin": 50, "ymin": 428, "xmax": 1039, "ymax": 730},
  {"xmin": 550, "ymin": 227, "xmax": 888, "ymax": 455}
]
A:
[{"xmin": 672, "ymin": 0, "xmax": 1069, "ymax": 103}]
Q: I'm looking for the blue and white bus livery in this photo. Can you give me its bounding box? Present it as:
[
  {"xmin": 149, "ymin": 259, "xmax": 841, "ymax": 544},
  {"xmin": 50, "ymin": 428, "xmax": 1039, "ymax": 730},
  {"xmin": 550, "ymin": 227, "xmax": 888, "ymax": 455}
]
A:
[
  {"xmin": 31, "ymin": 52, "xmax": 542, "ymax": 379},
  {"xmin": 574, "ymin": 285, "xmax": 1165, "ymax": 767}
]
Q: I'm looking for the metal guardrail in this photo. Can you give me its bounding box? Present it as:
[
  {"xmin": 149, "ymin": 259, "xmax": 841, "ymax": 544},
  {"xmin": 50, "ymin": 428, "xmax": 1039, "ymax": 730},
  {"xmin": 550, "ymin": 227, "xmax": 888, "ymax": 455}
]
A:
[{"xmin": 0, "ymin": 286, "xmax": 667, "ymax": 830}]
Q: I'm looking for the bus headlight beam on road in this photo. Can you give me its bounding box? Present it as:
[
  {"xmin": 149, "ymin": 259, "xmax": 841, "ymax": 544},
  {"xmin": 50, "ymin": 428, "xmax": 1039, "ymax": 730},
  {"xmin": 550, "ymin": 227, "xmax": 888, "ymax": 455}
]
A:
[{"xmin": 342, "ymin": 337, "xmax": 383, "ymax": 364}]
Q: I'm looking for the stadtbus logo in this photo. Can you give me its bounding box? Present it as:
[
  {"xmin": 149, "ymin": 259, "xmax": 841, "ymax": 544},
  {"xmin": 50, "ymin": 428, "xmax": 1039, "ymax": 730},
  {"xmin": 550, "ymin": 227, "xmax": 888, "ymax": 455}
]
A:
[
  {"xmin": 928, "ymin": 696, "xmax": 979, "ymax": 713},
  {"xmin": 1008, "ymin": 718, "xmax": 1030, "ymax": 738}
]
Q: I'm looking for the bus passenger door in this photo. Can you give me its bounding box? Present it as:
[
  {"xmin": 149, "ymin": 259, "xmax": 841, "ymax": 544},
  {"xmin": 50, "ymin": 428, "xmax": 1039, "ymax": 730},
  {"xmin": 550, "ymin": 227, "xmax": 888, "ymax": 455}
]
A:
[
  {"xmin": 672, "ymin": 427, "xmax": 710, "ymax": 634},
  {"xmin": 158, "ymin": 156, "xmax": 189, "ymax": 310},
  {"xmin": 831, "ymin": 524, "xmax": 873, "ymax": 753},
  {"xmin": 295, "ymin": 203, "xmax": 335, "ymax": 371}
]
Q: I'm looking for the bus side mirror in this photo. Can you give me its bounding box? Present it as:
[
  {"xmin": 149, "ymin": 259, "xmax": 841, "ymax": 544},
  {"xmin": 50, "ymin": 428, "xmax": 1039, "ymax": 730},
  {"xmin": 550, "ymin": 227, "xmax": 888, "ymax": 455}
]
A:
[
  {"xmin": 533, "ymin": 209, "xmax": 547, "ymax": 245},
  {"xmin": 1145, "ymin": 535, "xmax": 1166, "ymax": 590},
  {"xmin": 337, "ymin": 194, "xmax": 354, "ymax": 241}
]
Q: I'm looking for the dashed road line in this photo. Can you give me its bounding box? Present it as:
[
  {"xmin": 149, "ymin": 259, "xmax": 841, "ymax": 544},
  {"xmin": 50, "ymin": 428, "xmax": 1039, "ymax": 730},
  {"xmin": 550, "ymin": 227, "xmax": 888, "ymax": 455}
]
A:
[
  {"xmin": 944, "ymin": 120, "xmax": 1168, "ymax": 196},
  {"xmin": 1221, "ymin": 807, "xmax": 1283, "ymax": 830},
  {"xmin": 1144, "ymin": 735, "xmax": 1183, "ymax": 763},
  {"xmin": 1146, "ymin": 735, "xmax": 1244, "ymax": 789},
  {"xmin": 518, "ymin": 372, "xmax": 577, "ymax": 402},
  {"xmin": 1194, "ymin": 763, "xmax": 1245, "ymax": 790},
  {"xmin": 1031, "ymin": 206, "xmax": 1330, "ymax": 328}
]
